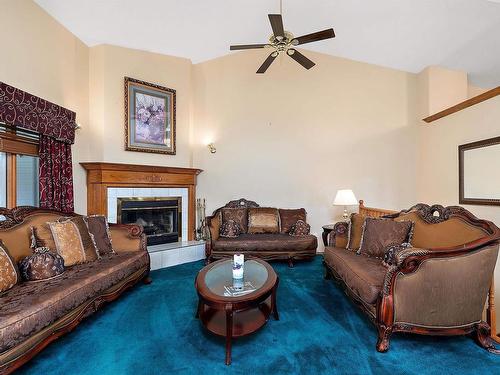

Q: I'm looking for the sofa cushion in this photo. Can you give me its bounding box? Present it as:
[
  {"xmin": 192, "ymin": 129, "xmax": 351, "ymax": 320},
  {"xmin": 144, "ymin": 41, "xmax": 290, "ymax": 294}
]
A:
[
  {"xmin": 279, "ymin": 208, "xmax": 306, "ymax": 234},
  {"xmin": 221, "ymin": 208, "xmax": 248, "ymax": 233},
  {"xmin": 213, "ymin": 233, "xmax": 317, "ymax": 252},
  {"xmin": 358, "ymin": 218, "xmax": 413, "ymax": 258},
  {"xmin": 324, "ymin": 247, "xmax": 387, "ymax": 304},
  {"xmin": 347, "ymin": 213, "xmax": 365, "ymax": 250},
  {"xmin": 248, "ymin": 208, "xmax": 279, "ymax": 234},
  {"xmin": 0, "ymin": 250, "xmax": 148, "ymax": 353}
]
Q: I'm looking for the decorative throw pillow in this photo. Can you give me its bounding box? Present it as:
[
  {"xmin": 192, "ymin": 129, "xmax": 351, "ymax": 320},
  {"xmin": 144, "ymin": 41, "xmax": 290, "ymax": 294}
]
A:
[
  {"xmin": 31, "ymin": 224, "xmax": 57, "ymax": 251},
  {"xmin": 48, "ymin": 220, "xmax": 87, "ymax": 266},
  {"xmin": 85, "ymin": 215, "xmax": 114, "ymax": 255},
  {"xmin": 358, "ymin": 218, "xmax": 414, "ymax": 258},
  {"xmin": 347, "ymin": 213, "xmax": 365, "ymax": 250},
  {"xmin": 219, "ymin": 219, "xmax": 242, "ymax": 238},
  {"xmin": 221, "ymin": 208, "xmax": 248, "ymax": 233},
  {"xmin": 279, "ymin": 208, "xmax": 306, "ymax": 234},
  {"xmin": 0, "ymin": 240, "xmax": 19, "ymax": 294},
  {"xmin": 19, "ymin": 247, "xmax": 65, "ymax": 281},
  {"xmin": 289, "ymin": 220, "xmax": 310, "ymax": 236},
  {"xmin": 61, "ymin": 216, "xmax": 100, "ymax": 261},
  {"xmin": 248, "ymin": 207, "xmax": 280, "ymax": 234}
]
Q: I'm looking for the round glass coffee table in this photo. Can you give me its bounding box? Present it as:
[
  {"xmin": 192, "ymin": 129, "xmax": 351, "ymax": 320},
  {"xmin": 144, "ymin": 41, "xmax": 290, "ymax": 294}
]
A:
[{"xmin": 195, "ymin": 258, "xmax": 279, "ymax": 365}]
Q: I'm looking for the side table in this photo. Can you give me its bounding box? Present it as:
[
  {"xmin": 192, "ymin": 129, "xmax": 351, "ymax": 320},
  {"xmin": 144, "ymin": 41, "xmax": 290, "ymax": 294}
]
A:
[{"xmin": 322, "ymin": 224, "xmax": 336, "ymax": 247}]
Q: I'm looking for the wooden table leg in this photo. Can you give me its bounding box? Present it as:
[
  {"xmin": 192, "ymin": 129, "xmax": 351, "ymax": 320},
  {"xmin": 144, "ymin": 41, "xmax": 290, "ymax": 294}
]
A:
[
  {"xmin": 225, "ymin": 304, "xmax": 233, "ymax": 365},
  {"xmin": 272, "ymin": 278, "xmax": 280, "ymax": 321}
]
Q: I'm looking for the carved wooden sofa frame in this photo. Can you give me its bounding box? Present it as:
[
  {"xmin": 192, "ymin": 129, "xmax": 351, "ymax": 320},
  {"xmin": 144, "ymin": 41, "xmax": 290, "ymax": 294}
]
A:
[
  {"xmin": 205, "ymin": 198, "xmax": 317, "ymax": 266},
  {"xmin": 324, "ymin": 201, "xmax": 500, "ymax": 353},
  {"xmin": 0, "ymin": 207, "xmax": 151, "ymax": 374}
]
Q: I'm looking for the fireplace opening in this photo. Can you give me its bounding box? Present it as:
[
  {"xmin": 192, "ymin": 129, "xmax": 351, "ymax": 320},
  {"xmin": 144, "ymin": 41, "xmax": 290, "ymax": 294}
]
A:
[{"xmin": 117, "ymin": 197, "xmax": 182, "ymax": 245}]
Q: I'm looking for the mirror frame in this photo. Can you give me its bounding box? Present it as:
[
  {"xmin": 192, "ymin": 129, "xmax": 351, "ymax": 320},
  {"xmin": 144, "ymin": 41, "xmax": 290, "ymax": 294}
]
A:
[{"xmin": 459, "ymin": 135, "xmax": 500, "ymax": 206}]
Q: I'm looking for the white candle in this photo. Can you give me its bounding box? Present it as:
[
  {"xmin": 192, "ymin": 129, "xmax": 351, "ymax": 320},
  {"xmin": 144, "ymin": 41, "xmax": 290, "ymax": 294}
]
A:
[{"xmin": 232, "ymin": 254, "xmax": 244, "ymax": 279}]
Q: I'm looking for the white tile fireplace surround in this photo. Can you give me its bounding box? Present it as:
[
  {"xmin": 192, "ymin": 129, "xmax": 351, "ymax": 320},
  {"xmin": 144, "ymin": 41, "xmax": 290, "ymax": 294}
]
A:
[{"xmin": 107, "ymin": 187, "xmax": 204, "ymax": 270}]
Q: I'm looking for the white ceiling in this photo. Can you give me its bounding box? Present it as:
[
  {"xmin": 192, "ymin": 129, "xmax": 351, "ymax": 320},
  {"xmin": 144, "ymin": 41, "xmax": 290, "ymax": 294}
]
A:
[{"xmin": 35, "ymin": 0, "xmax": 500, "ymax": 87}]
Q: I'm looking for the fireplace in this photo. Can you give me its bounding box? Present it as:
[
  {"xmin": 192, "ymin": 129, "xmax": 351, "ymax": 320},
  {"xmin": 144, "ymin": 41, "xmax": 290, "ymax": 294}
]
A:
[{"xmin": 117, "ymin": 197, "xmax": 182, "ymax": 245}]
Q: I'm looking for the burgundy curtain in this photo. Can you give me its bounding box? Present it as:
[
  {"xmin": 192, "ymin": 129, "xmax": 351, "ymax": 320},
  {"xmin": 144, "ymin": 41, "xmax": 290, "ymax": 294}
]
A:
[
  {"xmin": 1, "ymin": 81, "xmax": 76, "ymax": 212},
  {"xmin": 0, "ymin": 81, "xmax": 76, "ymax": 143},
  {"xmin": 38, "ymin": 135, "xmax": 74, "ymax": 213}
]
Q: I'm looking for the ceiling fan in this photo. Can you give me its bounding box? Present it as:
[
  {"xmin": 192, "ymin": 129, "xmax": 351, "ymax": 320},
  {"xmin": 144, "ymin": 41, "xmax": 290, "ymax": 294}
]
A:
[{"xmin": 230, "ymin": 13, "xmax": 335, "ymax": 73}]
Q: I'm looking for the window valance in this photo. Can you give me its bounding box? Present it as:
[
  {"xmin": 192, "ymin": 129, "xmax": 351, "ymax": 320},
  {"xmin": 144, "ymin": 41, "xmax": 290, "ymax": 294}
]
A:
[{"xmin": 0, "ymin": 81, "xmax": 76, "ymax": 144}]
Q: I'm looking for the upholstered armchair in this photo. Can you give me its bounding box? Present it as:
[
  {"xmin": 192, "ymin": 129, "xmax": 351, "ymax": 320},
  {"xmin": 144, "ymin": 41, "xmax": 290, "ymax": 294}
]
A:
[{"xmin": 324, "ymin": 203, "xmax": 500, "ymax": 353}]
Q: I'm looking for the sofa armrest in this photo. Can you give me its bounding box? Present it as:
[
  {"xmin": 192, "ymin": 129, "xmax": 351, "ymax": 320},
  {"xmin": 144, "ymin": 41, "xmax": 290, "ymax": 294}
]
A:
[
  {"xmin": 206, "ymin": 214, "xmax": 220, "ymax": 242},
  {"xmin": 109, "ymin": 224, "xmax": 147, "ymax": 253},
  {"xmin": 327, "ymin": 221, "xmax": 349, "ymax": 248},
  {"xmin": 380, "ymin": 244, "xmax": 499, "ymax": 328}
]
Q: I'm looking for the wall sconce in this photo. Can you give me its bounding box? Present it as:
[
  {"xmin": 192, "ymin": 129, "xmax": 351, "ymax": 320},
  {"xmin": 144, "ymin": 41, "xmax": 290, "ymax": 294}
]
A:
[{"xmin": 207, "ymin": 143, "xmax": 216, "ymax": 154}]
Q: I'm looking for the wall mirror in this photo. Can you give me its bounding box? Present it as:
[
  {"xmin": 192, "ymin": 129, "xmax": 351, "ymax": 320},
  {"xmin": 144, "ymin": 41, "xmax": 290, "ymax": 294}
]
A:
[{"xmin": 459, "ymin": 136, "xmax": 500, "ymax": 206}]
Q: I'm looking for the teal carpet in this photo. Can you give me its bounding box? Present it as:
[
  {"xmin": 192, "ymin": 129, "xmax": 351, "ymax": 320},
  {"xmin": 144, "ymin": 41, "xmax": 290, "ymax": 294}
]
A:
[{"xmin": 19, "ymin": 257, "xmax": 500, "ymax": 374}]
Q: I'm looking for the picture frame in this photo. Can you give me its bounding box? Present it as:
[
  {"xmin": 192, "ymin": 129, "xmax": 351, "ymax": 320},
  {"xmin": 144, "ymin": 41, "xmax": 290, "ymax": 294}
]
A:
[
  {"xmin": 459, "ymin": 135, "xmax": 500, "ymax": 206},
  {"xmin": 124, "ymin": 77, "xmax": 176, "ymax": 155}
]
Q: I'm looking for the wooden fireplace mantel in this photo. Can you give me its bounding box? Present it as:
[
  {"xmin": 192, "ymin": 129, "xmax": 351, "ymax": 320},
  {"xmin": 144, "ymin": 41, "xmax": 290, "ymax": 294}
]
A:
[{"xmin": 81, "ymin": 162, "xmax": 202, "ymax": 241}]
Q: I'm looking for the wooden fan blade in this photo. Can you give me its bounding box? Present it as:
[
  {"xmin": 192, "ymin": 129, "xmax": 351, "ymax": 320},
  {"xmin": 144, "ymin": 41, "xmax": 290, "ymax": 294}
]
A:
[
  {"xmin": 293, "ymin": 28, "xmax": 335, "ymax": 45},
  {"xmin": 287, "ymin": 49, "xmax": 315, "ymax": 70},
  {"xmin": 268, "ymin": 14, "xmax": 285, "ymax": 38},
  {"xmin": 230, "ymin": 44, "xmax": 268, "ymax": 51},
  {"xmin": 256, "ymin": 53, "xmax": 278, "ymax": 74}
]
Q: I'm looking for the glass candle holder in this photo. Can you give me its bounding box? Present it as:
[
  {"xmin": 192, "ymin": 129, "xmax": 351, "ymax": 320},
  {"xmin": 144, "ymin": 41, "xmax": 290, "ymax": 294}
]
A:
[{"xmin": 232, "ymin": 254, "xmax": 244, "ymax": 279}]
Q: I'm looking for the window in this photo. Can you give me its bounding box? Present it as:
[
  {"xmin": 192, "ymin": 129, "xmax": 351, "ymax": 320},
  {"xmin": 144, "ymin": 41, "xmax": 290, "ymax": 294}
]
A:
[{"xmin": 0, "ymin": 123, "xmax": 40, "ymax": 208}]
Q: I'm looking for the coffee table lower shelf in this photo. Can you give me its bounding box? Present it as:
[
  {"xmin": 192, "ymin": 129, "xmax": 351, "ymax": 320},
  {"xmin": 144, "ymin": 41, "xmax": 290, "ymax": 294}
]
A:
[{"xmin": 200, "ymin": 299, "xmax": 272, "ymax": 337}]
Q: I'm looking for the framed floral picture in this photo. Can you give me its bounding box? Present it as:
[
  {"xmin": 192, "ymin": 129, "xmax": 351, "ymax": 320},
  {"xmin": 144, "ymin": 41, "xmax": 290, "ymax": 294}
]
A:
[{"xmin": 124, "ymin": 77, "xmax": 176, "ymax": 154}]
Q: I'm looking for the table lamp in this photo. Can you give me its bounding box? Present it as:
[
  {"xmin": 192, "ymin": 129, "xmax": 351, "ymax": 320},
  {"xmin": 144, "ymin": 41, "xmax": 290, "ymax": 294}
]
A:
[{"xmin": 334, "ymin": 189, "xmax": 358, "ymax": 220}]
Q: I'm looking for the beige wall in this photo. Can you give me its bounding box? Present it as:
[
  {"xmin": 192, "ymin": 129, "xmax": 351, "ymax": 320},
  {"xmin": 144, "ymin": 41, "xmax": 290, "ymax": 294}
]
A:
[
  {"xmin": 87, "ymin": 45, "xmax": 193, "ymax": 168},
  {"xmin": 0, "ymin": 0, "xmax": 90, "ymax": 214},
  {"xmin": 192, "ymin": 50, "xmax": 419, "ymax": 248},
  {"xmin": 418, "ymin": 66, "xmax": 468, "ymax": 118}
]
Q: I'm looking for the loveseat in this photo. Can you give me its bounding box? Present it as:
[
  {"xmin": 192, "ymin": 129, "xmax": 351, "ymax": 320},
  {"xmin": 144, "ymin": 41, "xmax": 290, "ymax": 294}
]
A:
[
  {"xmin": 323, "ymin": 203, "xmax": 500, "ymax": 353},
  {"xmin": 205, "ymin": 198, "xmax": 317, "ymax": 266},
  {"xmin": 0, "ymin": 207, "xmax": 150, "ymax": 374}
]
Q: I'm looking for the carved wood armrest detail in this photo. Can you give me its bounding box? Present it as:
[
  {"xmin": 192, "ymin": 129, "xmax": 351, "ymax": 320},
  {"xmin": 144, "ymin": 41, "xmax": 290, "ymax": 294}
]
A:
[
  {"xmin": 109, "ymin": 223, "xmax": 144, "ymax": 238},
  {"xmin": 382, "ymin": 247, "xmax": 431, "ymax": 296}
]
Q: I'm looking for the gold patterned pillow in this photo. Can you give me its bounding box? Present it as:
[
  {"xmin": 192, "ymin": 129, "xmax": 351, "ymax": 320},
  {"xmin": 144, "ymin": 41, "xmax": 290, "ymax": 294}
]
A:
[
  {"xmin": 48, "ymin": 220, "xmax": 87, "ymax": 266},
  {"xmin": 0, "ymin": 240, "xmax": 19, "ymax": 294},
  {"xmin": 248, "ymin": 207, "xmax": 280, "ymax": 234},
  {"xmin": 60, "ymin": 216, "xmax": 100, "ymax": 261}
]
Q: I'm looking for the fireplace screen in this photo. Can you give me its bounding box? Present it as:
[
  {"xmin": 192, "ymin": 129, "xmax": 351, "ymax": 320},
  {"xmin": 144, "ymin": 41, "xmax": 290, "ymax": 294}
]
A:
[{"xmin": 117, "ymin": 197, "xmax": 182, "ymax": 245}]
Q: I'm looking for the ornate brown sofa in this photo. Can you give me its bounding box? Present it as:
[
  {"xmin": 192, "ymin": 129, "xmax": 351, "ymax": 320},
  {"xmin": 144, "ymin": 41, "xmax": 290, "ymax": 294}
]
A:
[
  {"xmin": 205, "ymin": 199, "xmax": 317, "ymax": 266},
  {"xmin": 0, "ymin": 207, "xmax": 151, "ymax": 374},
  {"xmin": 324, "ymin": 202, "xmax": 500, "ymax": 353}
]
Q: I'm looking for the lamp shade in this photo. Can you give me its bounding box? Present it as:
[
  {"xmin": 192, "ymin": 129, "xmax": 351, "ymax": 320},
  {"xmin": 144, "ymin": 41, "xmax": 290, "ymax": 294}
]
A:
[{"xmin": 333, "ymin": 189, "xmax": 358, "ymax": 206}]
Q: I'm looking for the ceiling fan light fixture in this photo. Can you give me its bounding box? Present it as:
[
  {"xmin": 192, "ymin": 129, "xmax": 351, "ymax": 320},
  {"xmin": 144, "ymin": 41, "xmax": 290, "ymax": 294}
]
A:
[{"xmin": 229, "ymin": 12, "xmax": 335, "ymax": 73}]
